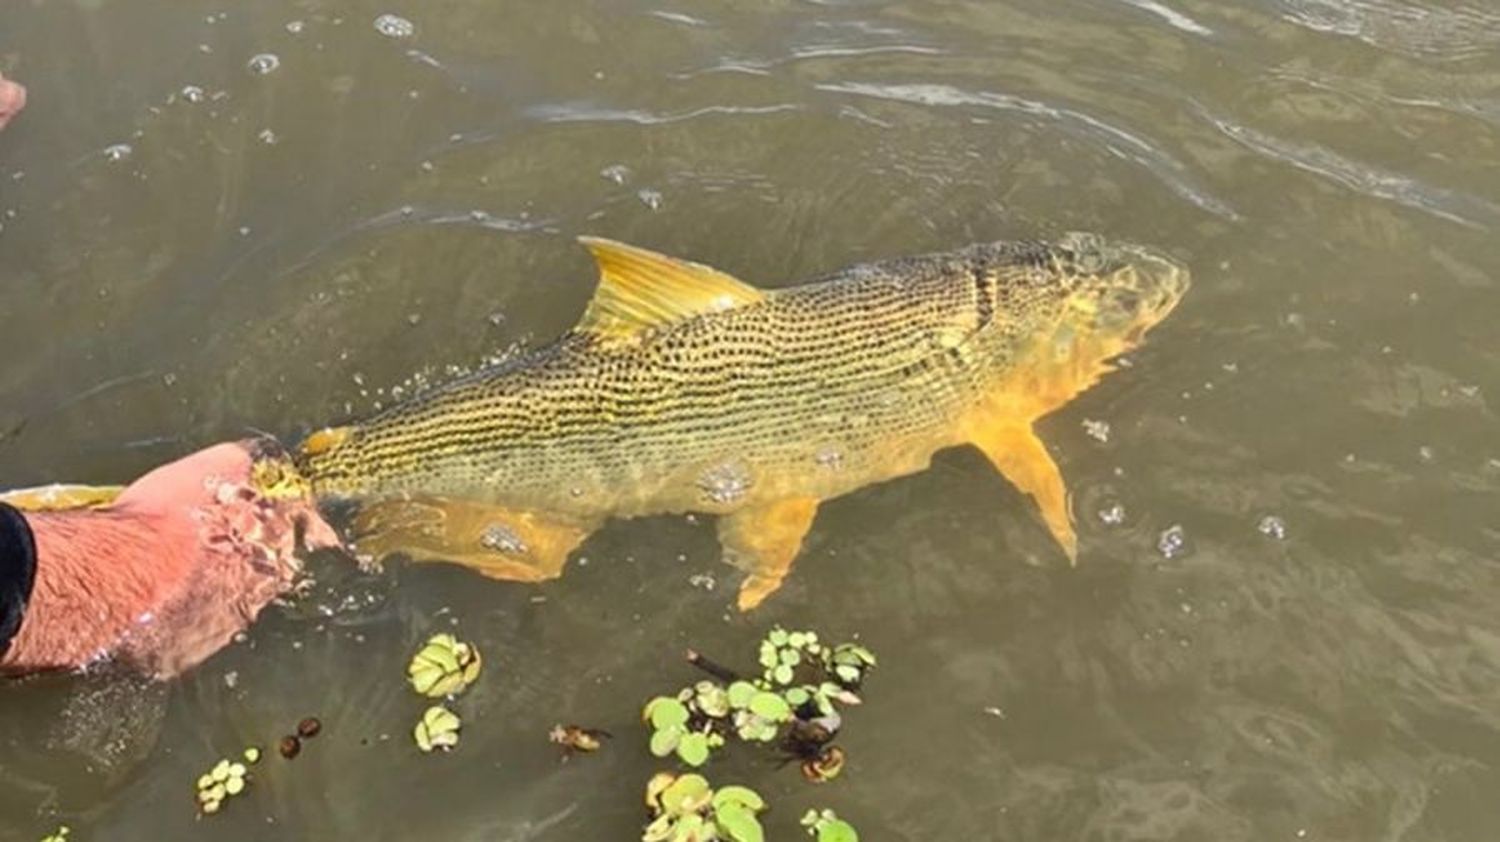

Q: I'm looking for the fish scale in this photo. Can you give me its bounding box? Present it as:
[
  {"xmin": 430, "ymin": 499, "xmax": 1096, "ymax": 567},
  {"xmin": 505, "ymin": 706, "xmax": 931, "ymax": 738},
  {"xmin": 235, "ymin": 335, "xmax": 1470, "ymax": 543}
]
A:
[{"xmin": 296, "ymin": 234, "xmax": 1188, "ymax": 609}]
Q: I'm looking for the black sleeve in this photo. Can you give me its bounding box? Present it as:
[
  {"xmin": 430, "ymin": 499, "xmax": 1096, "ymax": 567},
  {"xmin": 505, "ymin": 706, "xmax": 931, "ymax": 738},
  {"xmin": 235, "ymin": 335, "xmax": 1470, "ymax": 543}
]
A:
[{"xmin": 0, "ymin": 502, "xmax": 37, "ymax": 657}]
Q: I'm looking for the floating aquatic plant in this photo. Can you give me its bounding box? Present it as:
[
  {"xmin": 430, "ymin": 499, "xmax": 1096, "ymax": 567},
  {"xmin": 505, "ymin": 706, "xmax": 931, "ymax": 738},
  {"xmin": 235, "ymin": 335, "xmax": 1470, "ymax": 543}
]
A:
[
  {"xmin": 39, "ymin": 826, "xmax": 69, "ymax": 842},
  {"xmin": 413, "ymin": 705, "xmax": 462, "ymax": 752},
  {"xmin": 642, "ymin": 773, "xmax": 767, "ymax": 842},
  {"xmin": 800, "ymin": 809, "xmax": 860, "ymax": 842},
  {"xmin": 193, "ymin": 749, "xmax": 259, "ymax": 816},
  {"xmin": 638, "ymin": 627, "xmax": 871, "ymax": 840},
  {"xmin": 407, "ymin": 633, "xmax": 482, "ymax": 697},
  {"xmin": 643, "ymin": 627, "xmax": 874, "ymax": 772}
]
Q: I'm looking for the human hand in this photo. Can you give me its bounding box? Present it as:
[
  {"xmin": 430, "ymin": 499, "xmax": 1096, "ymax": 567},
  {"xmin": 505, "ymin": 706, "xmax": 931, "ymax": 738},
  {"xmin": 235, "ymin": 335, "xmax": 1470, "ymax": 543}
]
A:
[
  {"xmin": 2, "ymin": 439, "xmax": 342, "ymax": 678},
  {"xmin": 0, "ymin": 72, "xmax": 25, "ymax": 132}
]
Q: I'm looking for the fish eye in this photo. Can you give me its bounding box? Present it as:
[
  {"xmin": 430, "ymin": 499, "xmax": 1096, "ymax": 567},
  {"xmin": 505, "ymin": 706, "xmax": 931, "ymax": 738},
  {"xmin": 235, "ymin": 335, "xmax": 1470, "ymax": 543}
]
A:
[{"xmin": 1058, "ymin": 232, "xmax": 1110, "ymax": 274}]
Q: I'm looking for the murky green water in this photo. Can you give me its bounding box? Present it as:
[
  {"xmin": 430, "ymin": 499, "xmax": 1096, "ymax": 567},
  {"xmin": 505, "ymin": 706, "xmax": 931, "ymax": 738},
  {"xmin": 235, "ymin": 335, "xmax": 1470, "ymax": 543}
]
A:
[{"xmin": 3, "ymin": 0, "xmax": 1500, "ymax": 839}]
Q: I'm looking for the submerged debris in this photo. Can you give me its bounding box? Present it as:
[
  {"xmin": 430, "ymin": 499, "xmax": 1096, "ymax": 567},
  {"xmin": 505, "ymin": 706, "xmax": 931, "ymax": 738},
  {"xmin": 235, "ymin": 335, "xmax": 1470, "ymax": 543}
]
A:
[{"xmin": 550, "ymin": 724, "xmax": 611, "ymax": 757}]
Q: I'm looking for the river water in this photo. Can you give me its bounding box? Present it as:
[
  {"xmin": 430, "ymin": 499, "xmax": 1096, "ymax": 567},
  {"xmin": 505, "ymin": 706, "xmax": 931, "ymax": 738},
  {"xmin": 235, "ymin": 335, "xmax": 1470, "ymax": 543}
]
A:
[{"xmin": 2, "ymin": 0, "xmax": 1499, "ymax": 839}]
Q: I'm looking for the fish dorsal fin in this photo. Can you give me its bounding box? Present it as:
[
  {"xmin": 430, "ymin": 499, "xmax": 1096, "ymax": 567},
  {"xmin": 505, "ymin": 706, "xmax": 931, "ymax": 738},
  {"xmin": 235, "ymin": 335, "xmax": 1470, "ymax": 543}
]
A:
[{"xmin": 576, "ymin": 236, "xmax": 765, "ymax": 340}]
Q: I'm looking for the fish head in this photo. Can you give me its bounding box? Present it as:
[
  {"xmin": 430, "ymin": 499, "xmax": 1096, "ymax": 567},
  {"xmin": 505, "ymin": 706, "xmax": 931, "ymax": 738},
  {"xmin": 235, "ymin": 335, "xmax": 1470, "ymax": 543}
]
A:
[
  {"xmin": 1046, "ymin": 232, "xmax": 1189, "ymax": 351},
  {"xmin": 1014, "ymin": 232, "xmax": 1189, "ymax": 372},
  {"xmin": 975, "ymin": 233, "xmax": 1189, "ymax": 410}
]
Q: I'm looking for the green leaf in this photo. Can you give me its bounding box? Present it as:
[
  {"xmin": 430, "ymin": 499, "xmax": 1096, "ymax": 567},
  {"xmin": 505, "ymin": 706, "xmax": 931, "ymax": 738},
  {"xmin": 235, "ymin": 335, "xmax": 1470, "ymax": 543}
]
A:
[
  {"xmin": 773, "ymin": 664, "xmax": 794, "ymax": 685},
  {"xmin": 748, "ymin": 692, "xmax": 792, "ymax": 722},
  {"xmin": 716, "ymin": 804, "xmax": 765, "ymax": 842},
  {"xmin": 648, "ymin": 698, "xmax": 691, "ymax": 731},
  {"xmin": 643, "ymin": 814, "xmax": 677, "ymax": 842},
  {"xmin": 818, "ymin": 819, "xmax": 859, "ymax": 842},
  {"xmin": 650, "ymin": 726, "xmax": 683, "ymax": 757},
  {"xmin": 672, "ymin": 814, "xmax": 706, "ymax": 842},
  {"xmin": 696, "ymin": 683, "xmax": 731, "ymax": 718},
  {"xmin": 727, "ymin": 681, "xmax": 758, "ymax": 709},
  {"xmin": 712, "ymin": 786, "xmax": 767, "ymax": 813},
  {"xmin": 785, "ymin": 687, "xmax": 810, "ymax": 707},
  {"xmin": 834, "ymin": 644, "xmax": 876, "ymax": 666},
  {"xmin": 788, "ymin": 631, "xmax": 807, "ymax": 649},
  {"xmin": 677, "ymin": 732, "xmax": 711, "ymax": 767},
  {"xmin": 780, "ymin": 649, "xmax": 801, "ymax": 667},
  {"xmin": 660, "ymin": 774, "xmax": 711, "ymax": 817},
  {"xmin": 769, "ymin": 628, "xmax": 789, "ymax": 646},
  {"xmin": 834, "ymin": 664, "xmax": 861, "ymax": 684}
]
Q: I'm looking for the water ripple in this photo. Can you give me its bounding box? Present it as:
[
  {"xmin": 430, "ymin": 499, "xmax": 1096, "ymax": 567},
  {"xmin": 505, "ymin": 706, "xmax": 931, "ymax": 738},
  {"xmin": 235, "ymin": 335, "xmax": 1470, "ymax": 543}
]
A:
[
  {"xmin": 523, "ymin": 102, "xmax": 802, "ymax": 125},
  {"xmin": 1276, "ymin": 0, "xmax": 1500, "ymax": 62},
  {"xmin": 815, "ymin": 81, "xmax": 1239, "ymax": 219},
  {"xmin": 1204, "ymin": 110, "xmax": 1500, "ymax": 228},
  {"xmin": 1115, "ymin": 0, "xmax": 1216, "ymax": 37}
]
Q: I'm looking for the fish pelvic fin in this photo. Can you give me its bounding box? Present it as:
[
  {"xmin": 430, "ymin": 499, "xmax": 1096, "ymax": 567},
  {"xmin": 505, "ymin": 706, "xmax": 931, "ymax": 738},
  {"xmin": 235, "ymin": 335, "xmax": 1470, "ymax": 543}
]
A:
[
  {"xmin": 576, "ymin": 237, "xmax": 765, "ymax": 341},
  {"xmin": 963, "ymin": 414, "xmax": 1078, "ymax": 563},
  {"xmin": 718, "ymin": 496, "xmax": 820, "ymax": 611},
  {"xmin": 352, "ymin": 496, "xmax": 596, "ymax": 583}
]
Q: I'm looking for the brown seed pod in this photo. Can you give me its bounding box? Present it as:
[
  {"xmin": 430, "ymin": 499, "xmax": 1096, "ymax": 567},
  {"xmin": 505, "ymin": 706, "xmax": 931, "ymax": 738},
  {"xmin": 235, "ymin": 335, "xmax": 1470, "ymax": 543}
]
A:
[
  {"xmin": 278, "ymin": 735, "xmax": 301, "ymax": 759},
  {"xmin": 297, "ymin": 717, "xmax": 322, "ymax": 738}
]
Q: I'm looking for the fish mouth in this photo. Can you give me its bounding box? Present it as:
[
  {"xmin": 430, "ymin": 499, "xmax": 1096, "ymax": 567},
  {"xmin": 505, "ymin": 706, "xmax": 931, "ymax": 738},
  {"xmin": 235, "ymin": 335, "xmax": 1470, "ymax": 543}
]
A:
[
  {"xmin": 1124, "ymin": 244, "xmax": 1191, "ymax": 324},
  {"xmin": 1099, "ymin": 244, "xmax": 1190, "ymax": 343}
]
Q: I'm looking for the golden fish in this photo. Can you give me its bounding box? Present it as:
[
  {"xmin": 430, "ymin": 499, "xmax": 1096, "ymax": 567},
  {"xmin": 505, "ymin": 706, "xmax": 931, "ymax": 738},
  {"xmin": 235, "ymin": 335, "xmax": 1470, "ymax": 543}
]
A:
[{"xmin": 297, "ymin": 234, "xmax": 1188, "ymax": 608}]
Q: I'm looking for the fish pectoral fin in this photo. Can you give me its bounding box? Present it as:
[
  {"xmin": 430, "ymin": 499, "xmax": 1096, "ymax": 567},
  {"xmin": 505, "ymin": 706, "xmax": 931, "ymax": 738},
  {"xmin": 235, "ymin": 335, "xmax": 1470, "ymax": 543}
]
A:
[
  {"xmin": 352, "ymin": 496, "xmax": 595, "ymax": 583},
  {"xmin": 717, "ymin": 497, "xmax": 820, "ymax": 611},
  {"xmin": 576, "ymin": 236, "xmax": 766, "ymax": 341},
  {"xmin": 966, "ymin": 420, "xmax": 1078, "ymax": 563}
]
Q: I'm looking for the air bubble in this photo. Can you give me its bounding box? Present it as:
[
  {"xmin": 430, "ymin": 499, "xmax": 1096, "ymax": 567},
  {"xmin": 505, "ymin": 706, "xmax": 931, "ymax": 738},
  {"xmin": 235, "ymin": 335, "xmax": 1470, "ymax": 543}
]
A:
[
  {"xmin": 1098, "ymin": 503, "xmax": 1125, "ymax": 525},
  {"xmin": 374, "ymin": 13, "xmax": 416, "ymax": 38},
  {"xmin": 637, "ymin": 188, "xmax": 663, "ymax": 210},
  {"xmin": 480, "ymin": 524, "xmax": 527, "ymax": 554},
  {"xmin": 247, "ymin": 53, "xmax": 281, "ymax": 75},
  {"xmin": 599, "ymin": 164, "xmax": 631, "ymax": 184},
  {"xmin": 697, "ymin": 462, "xmax": 751, "ymax": 505},
  {"xmin": 103, "ymin": 143, "xmax": 134, "ymax": 162},
  {"xmin": 181, "ymin": 85, "xmax": 206, "ymax": 103},
  {"xmin": 1082, "ymin": 418, "xmax": 1110, "ymax": 443},
  {"xmin": 286, "ymin": 20, "xmax": 305, "ymax": 34},
  {"xmin": 1157, "ymin": 524, "xmax": 1187, "ymax": 559},
  {"xmin": 1257, "ymin": 515, "xmax": 1286, "ymax": 540},
  {"xmin": 258, "ymin": 128, "xmax": 279, "ymax": 144}
]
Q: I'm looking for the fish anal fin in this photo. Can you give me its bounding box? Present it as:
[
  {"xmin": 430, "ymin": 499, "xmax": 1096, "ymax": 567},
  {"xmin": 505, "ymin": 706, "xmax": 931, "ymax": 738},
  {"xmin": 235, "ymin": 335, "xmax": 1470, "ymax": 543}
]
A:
[
  {"xmin": 717, "ymin": 496, "xmax": 819, "ymax": 611},
  {"xmin": 576, "ymin": 237, "xmax": 765, "ymax": 340},
  {"xmin": 963, "ymin": 416, "xmax": 1078, "ymax": 563},
  {"xmin": 352, "ymin": 496, "xmax": 595, "ymax": 583}
]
